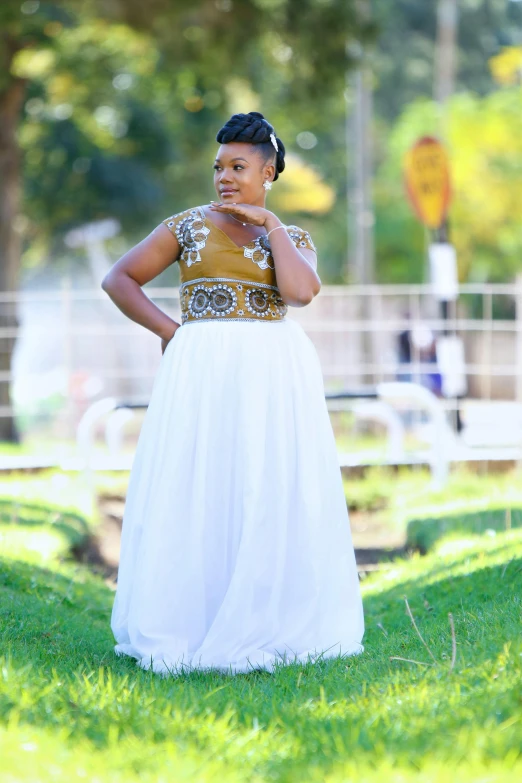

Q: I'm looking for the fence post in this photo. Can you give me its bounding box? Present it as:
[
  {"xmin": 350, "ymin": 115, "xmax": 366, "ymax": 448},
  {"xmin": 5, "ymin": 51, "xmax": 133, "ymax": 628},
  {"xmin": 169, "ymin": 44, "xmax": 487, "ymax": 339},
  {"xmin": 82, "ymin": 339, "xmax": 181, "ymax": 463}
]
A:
[
  {"xmin": 483, "ymin": 289, "xmax": 493, "ymax": 400},
  {"xmin": 514, "ymin": 275, "xmax": 522, "ymax": 412},
  {"xmin": 61, "ymin": 275, "xmax": 74, "ymax": 440}
]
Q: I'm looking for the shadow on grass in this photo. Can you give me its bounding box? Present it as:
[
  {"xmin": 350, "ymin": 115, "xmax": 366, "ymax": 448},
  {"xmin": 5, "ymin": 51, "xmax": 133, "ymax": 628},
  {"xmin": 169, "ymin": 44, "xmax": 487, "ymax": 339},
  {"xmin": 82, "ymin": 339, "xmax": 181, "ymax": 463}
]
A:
[
  {"xmin": 0, "ymin": 556, "xmax": 114, "ymax": 667},
  {"xmin": 0, "ymin": 533, "xmax": 521, "ymax": 772},
  {"xmin": 363, "ymin": 552, "xmax": 522, "ymax": 647},
  {"xmin": 1, "ymin": 539, "xmax": 520, "ymax": 679},
  {"xmin": 367, "ymin": 539, "xmax": 521, "ymax": 598},
  {"xmin": 406, "ymin": 506, "xmax": 522, "ymax": 553},
  {"xmin": 0, "ymin": 498, "xmax": 90, "ymax": 548}
]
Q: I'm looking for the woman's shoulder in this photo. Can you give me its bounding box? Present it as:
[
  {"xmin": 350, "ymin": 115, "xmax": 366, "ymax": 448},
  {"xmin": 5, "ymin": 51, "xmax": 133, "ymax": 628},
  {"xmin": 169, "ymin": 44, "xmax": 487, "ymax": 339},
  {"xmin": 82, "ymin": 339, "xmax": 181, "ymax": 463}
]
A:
[
  {"xmin": 161, "ymin": 205, "xmax": 206, "ymax": 238},
  {"xmin": 284, "ymin": 224, "xmax": 317, "ymax": 253}
]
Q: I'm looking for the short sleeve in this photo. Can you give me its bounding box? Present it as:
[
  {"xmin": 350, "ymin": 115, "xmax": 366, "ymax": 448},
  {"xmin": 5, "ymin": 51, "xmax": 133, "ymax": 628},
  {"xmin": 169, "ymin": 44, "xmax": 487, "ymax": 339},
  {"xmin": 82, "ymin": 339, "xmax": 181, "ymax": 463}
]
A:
[
  {"xmin": 161, "ymin": 206, "xmax": 210, "ymax": 267},
  {"xmin": 285, "ymin": 225, "xmax": 317, "ymax": 253},
  {"xmin": 161, "ymin": 207, "xmax": 202, "ymax": 264},
  {"xmin": 162, "ymin": 207, "xmax": 194, "ymax": 244}
]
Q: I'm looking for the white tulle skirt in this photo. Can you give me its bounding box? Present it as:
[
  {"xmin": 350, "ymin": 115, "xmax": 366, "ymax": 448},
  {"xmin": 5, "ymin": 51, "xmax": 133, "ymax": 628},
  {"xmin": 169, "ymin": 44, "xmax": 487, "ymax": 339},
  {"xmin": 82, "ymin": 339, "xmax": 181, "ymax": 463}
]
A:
[{"xmin": 110, "ymin": 317, "xmax": 364, "ymax": 675}]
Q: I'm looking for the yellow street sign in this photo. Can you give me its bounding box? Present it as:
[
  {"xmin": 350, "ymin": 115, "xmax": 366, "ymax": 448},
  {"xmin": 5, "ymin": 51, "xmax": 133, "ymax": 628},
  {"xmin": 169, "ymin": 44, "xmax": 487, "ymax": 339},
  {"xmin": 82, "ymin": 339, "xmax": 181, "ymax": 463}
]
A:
[{"xmin": 404, "ymin": 136, "xmax": 452, "ymax": 229}]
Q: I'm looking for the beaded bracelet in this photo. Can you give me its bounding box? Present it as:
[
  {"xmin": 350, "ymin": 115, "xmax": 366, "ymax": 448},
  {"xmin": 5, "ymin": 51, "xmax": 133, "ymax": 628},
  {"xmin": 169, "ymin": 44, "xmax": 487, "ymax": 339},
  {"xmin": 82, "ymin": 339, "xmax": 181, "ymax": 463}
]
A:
[{"xmin": 267, "ymin": 225, "xmax": 286, "ymax": 238}]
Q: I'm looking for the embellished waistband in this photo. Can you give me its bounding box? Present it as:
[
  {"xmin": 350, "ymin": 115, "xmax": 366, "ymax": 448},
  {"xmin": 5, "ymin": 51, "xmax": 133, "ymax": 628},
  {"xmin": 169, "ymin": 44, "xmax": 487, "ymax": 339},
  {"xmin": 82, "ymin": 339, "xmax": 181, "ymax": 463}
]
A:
[{"xmin": 179, "ymin": 277, "xmax": 288, "ymax": 324}]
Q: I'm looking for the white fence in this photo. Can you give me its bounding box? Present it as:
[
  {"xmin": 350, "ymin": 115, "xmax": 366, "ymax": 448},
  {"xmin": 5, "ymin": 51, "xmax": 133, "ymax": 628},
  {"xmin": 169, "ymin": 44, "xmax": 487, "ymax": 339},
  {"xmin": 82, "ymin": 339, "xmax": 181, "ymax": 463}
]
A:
[{"xmin": 2, "ymin": 280, "xmax": 522, "ymax": 439}]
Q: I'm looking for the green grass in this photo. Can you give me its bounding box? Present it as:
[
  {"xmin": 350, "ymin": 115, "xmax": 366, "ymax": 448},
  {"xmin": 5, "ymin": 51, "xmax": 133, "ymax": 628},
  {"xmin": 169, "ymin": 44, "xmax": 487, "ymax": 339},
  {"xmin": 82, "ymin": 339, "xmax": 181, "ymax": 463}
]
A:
[
  {"xmin": 344, "ymin": 465, "xmax": 522, "ymax": 547},
  {"xmin": 0, "ymin": 470, "xmax": 97, "ymax": 565},
  {"xmin": 1, "ymin": 472, "xmax": 522, "ymax": 781},
  {"xmin": 0, "ymin": 436, "xmax": 86, "ymax": 463},
  {"xmin": 344, "ymin": 465, "xmax": 522, "ymax": 515}
]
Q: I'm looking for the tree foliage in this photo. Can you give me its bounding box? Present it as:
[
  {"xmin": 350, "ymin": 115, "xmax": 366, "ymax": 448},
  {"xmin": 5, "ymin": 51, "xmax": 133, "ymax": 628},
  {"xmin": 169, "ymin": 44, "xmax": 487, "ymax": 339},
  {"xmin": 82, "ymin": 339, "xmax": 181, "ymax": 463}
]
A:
[
  {"xmin": 1, "ymin": 0, "xmax": 522, "ymax": 284},
  {"xmin": 374, "ymin": 83, "xmax": 522, "ymax": 283},
  {"xmin": 372, "ymin": 0, "xmax": 522, "ymax": 120},
  {"xmin": 370, "ymin": 0, "xmax": 522, "ymax": 283},
  {"xmin": 1, "ymin": 0, "xmax": 373, "ymax": 278}
]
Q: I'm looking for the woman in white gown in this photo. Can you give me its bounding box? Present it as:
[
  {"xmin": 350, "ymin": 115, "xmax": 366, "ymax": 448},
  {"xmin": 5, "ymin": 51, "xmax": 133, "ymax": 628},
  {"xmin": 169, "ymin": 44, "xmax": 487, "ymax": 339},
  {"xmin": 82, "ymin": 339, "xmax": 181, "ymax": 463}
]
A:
[{"xmin": 102, "ymin": 111, "xmax": 364, "ymax": 675}]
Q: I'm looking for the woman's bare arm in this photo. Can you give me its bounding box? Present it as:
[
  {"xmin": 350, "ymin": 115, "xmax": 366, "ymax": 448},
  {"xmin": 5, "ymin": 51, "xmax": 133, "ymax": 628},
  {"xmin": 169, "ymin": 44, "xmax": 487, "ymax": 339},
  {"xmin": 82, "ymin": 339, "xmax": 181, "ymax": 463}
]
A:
[
  {"xmin": 262, "ymin": 216, "xmax": 320, "ymax": 306},
  {"xmin": 101, "ymin": 224, "xmax": 181, "ymax": 341}
]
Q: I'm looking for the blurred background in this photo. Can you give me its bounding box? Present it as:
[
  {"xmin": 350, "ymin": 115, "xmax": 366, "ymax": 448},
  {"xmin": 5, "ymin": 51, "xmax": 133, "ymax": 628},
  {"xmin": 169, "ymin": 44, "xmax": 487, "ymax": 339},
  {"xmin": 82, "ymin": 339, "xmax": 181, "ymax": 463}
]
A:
[{"xmin": 1, "ymin": 0, "xmax": 522, "ymax": 496}]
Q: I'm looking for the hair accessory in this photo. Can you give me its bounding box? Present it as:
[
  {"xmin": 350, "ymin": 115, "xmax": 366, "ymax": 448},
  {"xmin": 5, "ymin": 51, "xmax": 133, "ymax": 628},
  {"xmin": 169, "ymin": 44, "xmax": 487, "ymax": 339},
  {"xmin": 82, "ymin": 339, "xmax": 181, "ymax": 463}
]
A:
[
  {"xmin": 270, "ymin": 132, "xmax": 278, "ymax": 152},
  {"xmin": 267, "ymin": 225, "xmax": 286, "ymax": 238},
  {"xmin": 263, "ymin": 180, "xmax": 273, "ymax": 191}
]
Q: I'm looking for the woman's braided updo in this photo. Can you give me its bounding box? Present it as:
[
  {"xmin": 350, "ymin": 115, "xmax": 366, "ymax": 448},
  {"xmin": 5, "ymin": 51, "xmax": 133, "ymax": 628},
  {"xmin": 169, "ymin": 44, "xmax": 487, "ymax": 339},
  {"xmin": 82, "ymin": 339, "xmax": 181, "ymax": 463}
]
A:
[{"xmin": 215, "ymin": 111, "xmax": 286, "ymax": 181}]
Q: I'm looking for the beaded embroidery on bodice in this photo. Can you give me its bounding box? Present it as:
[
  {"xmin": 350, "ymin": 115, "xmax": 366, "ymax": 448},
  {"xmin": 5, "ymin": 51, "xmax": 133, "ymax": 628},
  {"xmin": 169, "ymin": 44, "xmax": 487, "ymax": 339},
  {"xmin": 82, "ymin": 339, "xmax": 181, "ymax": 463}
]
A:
[
  {"xmin": 162, "ymin": 205, "xmax": 316, "ymax": 324},
  {"xmin": 164, "ymin": 207, "xmax": 210, "ymax": 267}
]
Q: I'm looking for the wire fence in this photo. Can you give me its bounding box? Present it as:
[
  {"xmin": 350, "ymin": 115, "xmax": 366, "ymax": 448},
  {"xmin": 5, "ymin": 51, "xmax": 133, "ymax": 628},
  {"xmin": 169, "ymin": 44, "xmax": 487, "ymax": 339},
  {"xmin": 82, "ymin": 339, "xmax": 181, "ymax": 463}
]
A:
[{"xmin": 2, "ymin": 279, "xmax": 522, "ymax": 438}]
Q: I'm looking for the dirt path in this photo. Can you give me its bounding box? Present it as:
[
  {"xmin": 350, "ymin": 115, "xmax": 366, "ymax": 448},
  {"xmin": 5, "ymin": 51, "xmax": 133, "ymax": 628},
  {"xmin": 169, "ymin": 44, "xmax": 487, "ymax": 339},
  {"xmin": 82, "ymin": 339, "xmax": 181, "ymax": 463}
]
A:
[{"xmin": 73, "ymin": 494, "xmax": 409, "ymax": 589}]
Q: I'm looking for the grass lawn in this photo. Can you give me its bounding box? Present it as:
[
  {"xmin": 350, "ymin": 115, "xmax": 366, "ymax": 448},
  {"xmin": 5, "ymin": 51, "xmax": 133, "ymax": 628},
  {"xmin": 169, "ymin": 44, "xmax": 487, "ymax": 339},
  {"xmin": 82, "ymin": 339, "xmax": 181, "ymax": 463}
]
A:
[
  {"xmin": 343, "ymin": 465, "xmax": 522, "ymax": 550},
  {"xmin": 0, "ymin": 470, "xmax": 97, "ymax": 565},
  {"xmin": 0, "ymin": 471, "xmax": 521, "ymax": 781}
]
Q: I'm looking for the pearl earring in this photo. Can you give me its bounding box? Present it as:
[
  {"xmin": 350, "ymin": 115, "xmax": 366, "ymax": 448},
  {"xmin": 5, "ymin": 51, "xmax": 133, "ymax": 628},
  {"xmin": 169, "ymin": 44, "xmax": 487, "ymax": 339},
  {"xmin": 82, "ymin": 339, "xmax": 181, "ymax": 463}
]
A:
[{"xmin": 263, "ymin": 180, "xmax": 272, "ymax": 191}]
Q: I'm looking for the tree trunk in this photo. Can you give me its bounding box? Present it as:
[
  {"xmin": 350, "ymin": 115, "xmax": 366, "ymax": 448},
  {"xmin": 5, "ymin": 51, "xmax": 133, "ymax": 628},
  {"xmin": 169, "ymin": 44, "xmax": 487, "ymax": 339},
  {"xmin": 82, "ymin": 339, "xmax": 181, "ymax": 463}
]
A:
[{"xmin": 0, "ymin": 67, "xmax": 26, "ymax": 442}]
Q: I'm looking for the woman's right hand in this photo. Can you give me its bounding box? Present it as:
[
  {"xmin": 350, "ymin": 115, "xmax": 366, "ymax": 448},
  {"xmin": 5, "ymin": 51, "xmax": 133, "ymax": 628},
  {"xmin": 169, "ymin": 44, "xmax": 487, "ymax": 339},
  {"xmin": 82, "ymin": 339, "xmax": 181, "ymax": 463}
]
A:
[
  {"xmin": 161, "ymin": 323, "xmax": 180, "ymax": 355},
  {"xmin": 101, "ymin": 223, "xmax": 183, "ymax": 338}
]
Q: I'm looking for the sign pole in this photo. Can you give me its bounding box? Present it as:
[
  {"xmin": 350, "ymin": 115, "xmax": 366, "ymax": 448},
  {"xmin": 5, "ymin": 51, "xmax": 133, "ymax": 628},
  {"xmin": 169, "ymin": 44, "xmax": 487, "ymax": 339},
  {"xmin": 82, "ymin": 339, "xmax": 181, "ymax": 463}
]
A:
[{"xmin": 403, "ymin": 136, "xmax": 466, "ymax": 432}]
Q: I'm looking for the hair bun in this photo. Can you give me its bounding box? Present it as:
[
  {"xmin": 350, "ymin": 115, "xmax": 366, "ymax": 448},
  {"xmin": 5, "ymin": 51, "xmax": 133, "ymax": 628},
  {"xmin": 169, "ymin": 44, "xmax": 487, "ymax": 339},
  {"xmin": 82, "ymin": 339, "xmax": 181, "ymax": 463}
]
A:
[{"xmin": 216, "ymin": 111, "xmax": 286, "ymax": 180}]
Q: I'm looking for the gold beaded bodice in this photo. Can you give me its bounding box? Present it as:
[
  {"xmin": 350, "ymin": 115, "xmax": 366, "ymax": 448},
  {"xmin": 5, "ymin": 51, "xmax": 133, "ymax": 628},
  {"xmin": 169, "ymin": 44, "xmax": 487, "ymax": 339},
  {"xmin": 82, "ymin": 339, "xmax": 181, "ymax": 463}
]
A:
[{"xmin": 162, "ymin": 205, "xmax": 316, "ymax": 325}]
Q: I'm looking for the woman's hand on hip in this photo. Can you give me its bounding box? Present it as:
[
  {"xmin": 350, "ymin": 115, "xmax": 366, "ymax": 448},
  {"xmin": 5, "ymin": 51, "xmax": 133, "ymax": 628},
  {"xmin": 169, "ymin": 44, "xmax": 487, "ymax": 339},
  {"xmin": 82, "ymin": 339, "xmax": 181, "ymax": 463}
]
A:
[{"xmin": 161, "ymin": 323, "xmax": 180, "ymax": 355}]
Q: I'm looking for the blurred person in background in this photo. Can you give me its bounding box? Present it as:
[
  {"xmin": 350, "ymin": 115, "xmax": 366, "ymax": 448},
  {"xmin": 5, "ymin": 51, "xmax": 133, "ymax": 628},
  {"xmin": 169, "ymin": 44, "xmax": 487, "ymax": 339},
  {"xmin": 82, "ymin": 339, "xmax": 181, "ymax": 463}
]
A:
[
  {"xmin": 412, "ymin": 324, "xmax": 443, "ymax": 398},
  {"xmin": 397, "ymin": 312, "xmax": 413, "ymax": 383},
  {"xmin": 396, "ymin": 316, "xmax": 442, "ymax": 397}
]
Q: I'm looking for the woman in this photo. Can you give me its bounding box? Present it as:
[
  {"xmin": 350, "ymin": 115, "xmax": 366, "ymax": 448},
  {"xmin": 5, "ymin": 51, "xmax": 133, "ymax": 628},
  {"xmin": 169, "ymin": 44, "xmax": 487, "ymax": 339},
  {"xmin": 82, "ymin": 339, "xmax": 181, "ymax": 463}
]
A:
[{"xmin": 102, "ymin": 111, "xmax": 364, "ymax": 675}]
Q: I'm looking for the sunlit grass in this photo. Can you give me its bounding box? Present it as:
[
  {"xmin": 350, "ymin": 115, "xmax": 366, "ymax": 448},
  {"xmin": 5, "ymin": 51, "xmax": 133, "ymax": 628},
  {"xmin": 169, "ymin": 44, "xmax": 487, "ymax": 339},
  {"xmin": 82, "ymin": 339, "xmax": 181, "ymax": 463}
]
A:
[
  {"xmin": 0, "ymin": 532, "xmax": 520, "ymax": 778},
  {"xmin": 0, "ymin": 468, "xmax": 521, "ymax": 781},
  {"xmin": 0, "ymin": 470, "xmax": 96, "ymax": 565},
  {"xmin": 343, "ymin": 465, "xmax": 522, "ymax": 547}
]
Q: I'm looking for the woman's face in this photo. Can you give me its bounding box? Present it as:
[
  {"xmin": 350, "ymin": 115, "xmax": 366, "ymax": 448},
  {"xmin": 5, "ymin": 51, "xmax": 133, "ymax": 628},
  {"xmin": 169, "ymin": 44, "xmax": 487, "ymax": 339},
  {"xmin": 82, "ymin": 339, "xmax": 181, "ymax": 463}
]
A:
[{"xmin": 213, "ymin": 142, "xmax": 274, "ymax": 205}]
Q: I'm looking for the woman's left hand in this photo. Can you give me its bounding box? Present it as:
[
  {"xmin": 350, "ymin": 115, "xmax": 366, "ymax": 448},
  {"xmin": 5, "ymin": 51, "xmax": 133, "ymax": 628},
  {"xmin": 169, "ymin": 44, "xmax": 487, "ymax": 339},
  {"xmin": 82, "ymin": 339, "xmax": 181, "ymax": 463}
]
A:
[{"xmin": 209, "ymin": 201, "xmax": 273, "ymax": 227}]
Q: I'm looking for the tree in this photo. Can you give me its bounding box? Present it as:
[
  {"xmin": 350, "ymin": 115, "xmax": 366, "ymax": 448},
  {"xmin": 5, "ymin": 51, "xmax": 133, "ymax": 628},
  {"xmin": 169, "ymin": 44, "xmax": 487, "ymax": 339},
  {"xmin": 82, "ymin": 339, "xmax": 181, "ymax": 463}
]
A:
[
  {"xmin": 1, "ymin": 0, "xmax": 372, "ymax": 441},
  {"xmin": 372, "ymin": 0, "xmax": 522, "ymax": 120},
  {"xmin": 374, "ymin": 82, "xmax": 522, "ymax": 283}
]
